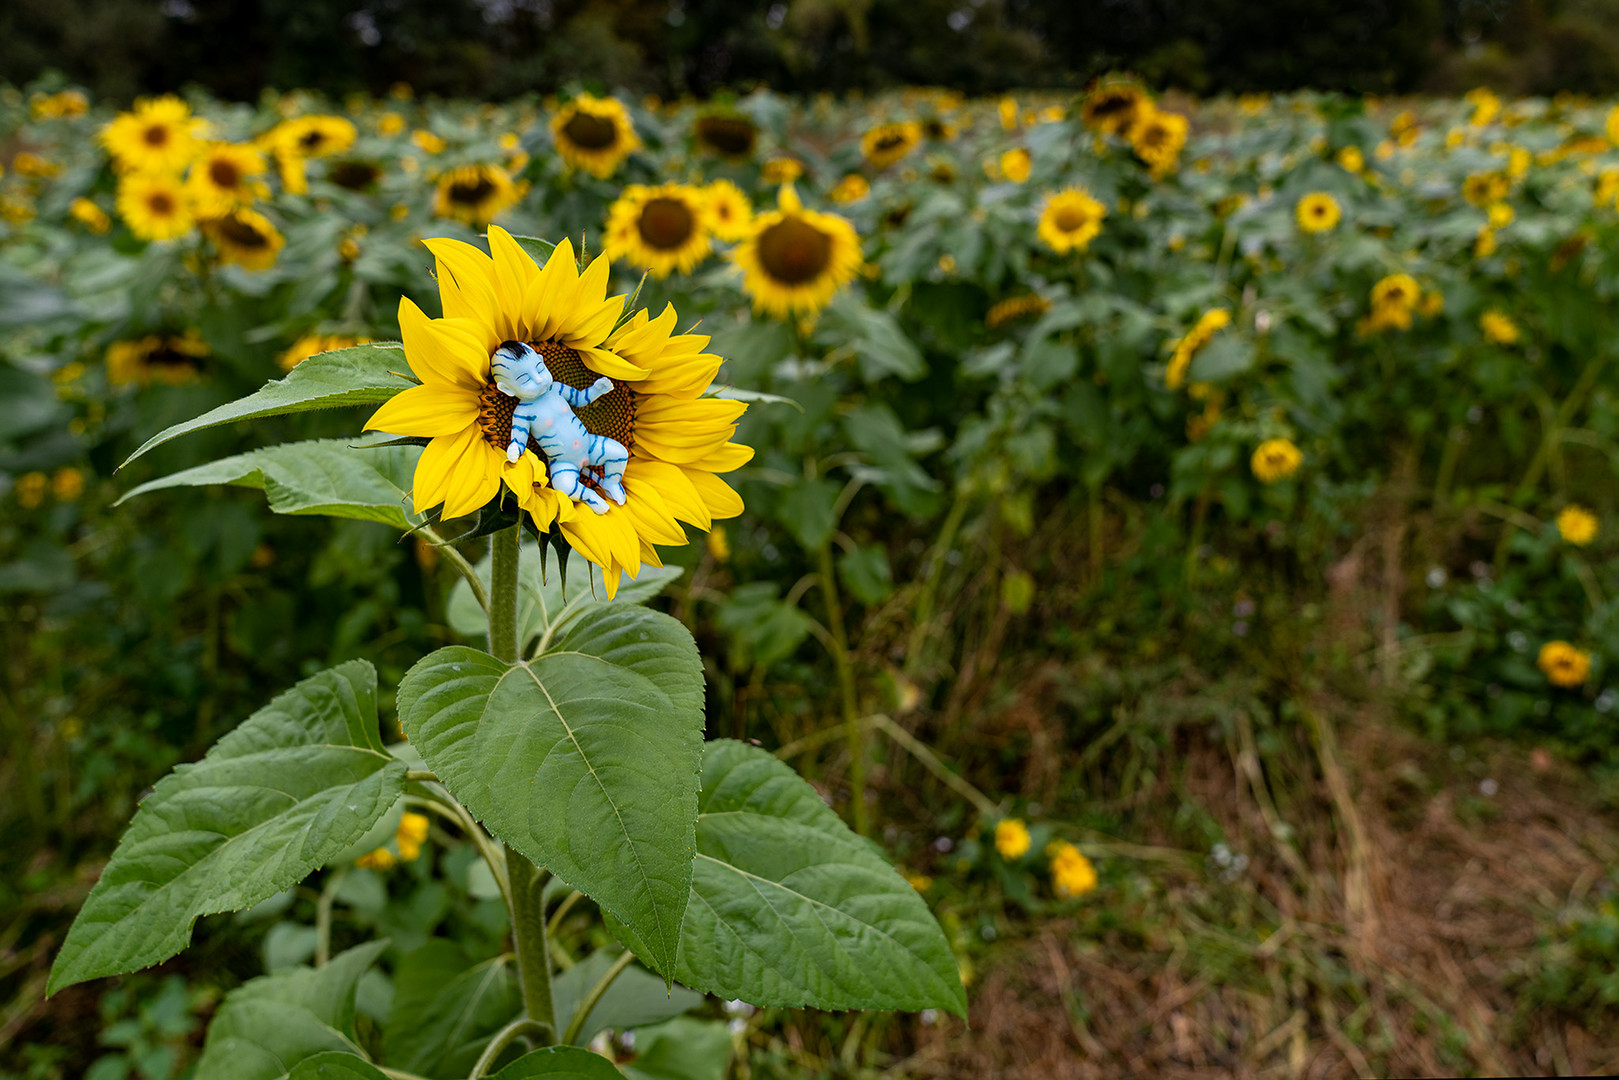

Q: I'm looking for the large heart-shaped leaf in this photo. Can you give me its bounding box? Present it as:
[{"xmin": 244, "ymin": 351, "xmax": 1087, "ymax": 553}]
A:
[
  {"xmin": 118, "ymin": 440, "xmax": 424, "ymax": 529},
  {"xmin": 490, "ymin": 1048, "xmax": 627, "ymax": 1079},
  {"xmin": 122, "ymin": 342, "xmax": 409, "ymax": 466},
  {"xmin": 49, "ymin": 663, "xmax": 405, "ymax": 993},
  {"xmin": 288, "ymin": 1054, "xmax": 391, "ymax": 1080},
  {"xmin": 195, "ymin": 941, "xmax": 388, "ymax": 1080},
  {"xmin": 651, "ymin": 740, "xmax": 967, "ymax": 1016},
  {"xmin": 400, "ymin": 641, "xmax": 704, "ymax": 977}
]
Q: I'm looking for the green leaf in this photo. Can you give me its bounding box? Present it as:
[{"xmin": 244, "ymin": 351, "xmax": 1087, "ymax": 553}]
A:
[
  {"xmin": 121, "ymin": 342, "xmax": 410, "ymax": 466},
  {"xmin": 545, "ymin": 605, "xmax": 703, "ymax": 717},
  {"xmin": 445, "ymin": 540, "xmax": 683, "ymax": 655},
  {"xmin": 386, "ymin": 943, "xmax": 519, "ymax": 1077},
  {"xmin": 118, "ymin": 440, "xmax": 424, "ymax": 530},
  {"xmin": 400, "ymin": 641, "xmax": 704, "ymax": 977},
  {"xmin": 510, "ymin": 234, "xmax": 558, "ymax": 265},
  {"xmin": 837, "ymin": 545, "xmax": 893, "ymax": 605},
  {"xmin": 552, "ymin": 949, "xmax": 703, "ymax": 1046},
  {"xmin": 658, "ymin": 740, "xmax": 966, "ymax": 1015},
  {"xmin": 49, "ymin": 663, "xmax": 405, "ymax": 994},
  {"xmin": 288, "ymin": 1053, "xmax": 390, "ymax": 1080},
  {"xmin": 778, "ymin": 478, "xmax": 839, "ymax": 551},
  {"xmin": 194, "ymin": 941, "xmax": 387, "ymax": 1080},
  {"xmin": 619, "ymin": 1019, "xmax": 732, "ymax": 1080},
  {"xmin": 1185, "ymin": 334, "xmax": 1254, "ymax": 383},
  {"xmin": 489, "ymin": 1048, "xmax": 627, "ymax": 1079}
]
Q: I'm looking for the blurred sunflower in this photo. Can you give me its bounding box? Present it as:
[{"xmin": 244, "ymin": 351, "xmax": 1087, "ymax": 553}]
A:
[
  {"xmin": 1127, "ymin": 107, "xmax": 1187, "ymax": 178},
  {"xmin": 432, "ymin": 164, "xmax": 525, "ymax": 226},
  {"xmin": 1538, "ymin": 641, "xmax": 1590, "ymax": 687},
  {"xmin": 1080, "ymin": 79, "xmax": 1148, "ymax": 134},
  {"xmin": 328, "ymin": 159, "xmax": 383, "ymax": 191},
  {"xmin": 704, "ymin": 179, "xmax": 754, "ymax": 242},
  {"xmin": 732, "ymin": 184, "xmax": 863, "ymax": 318},
  {"xmin": 202, "ymin": 209, "xmax": 285, "ymax": 271},
  {"xmin": 363, "ymin": 227, "xmax": 750, "ymax": 595},
  {"xmin": 187, "ymin": 142, "xmax": 266, "ymax": 215},
  {"xmin": 550, "ymin": 94, "xmax": 640, "ymax": 178},
  {"xmin": 1462, "ymin": 171, "xmax": 1510, "ymax": 206},
  {"xmin": 1295, "ymin": 192, "xmax": 1341, "ymax": 233},
  {"xmin": 1036, "ymin": 187, "xmax": 1106, "ymax": 253},
  {"xmin": 828, "ymin": 174, "xmax": 870, "ymax": 204},
  {"xmin": 604, "ymin": 182, "xmax": 714, "ymax": 278},
  {"xmin": 1251, "ymin": 439, "xmax": 1303, "ymax": 484},
  {"xmin": 69, "ymin": 197, "xmax": 111, "ymax": 234},
  {"xmin": 106, "ymin": 332, "xmax": 209, "ymax": 387},
  {"xmin": 101, "ymin": 95, "xmax": 198, "ymax": 174},
  {"xmin": 921, "ymin": 116, "xmax": 958, "ymax": 141},
  {"xmin": 268, "ymin": 114, "xmax": 357, "ymax": 160},
  {"xmin": 985, "ymin": 293, "xmax": 1049, "ymax": 329},
  {"xmin": 1336, "ymin": 146, "xmax": 1365, "ymax": 173},
  {"xmin": 1165, "ymin": 308, "xmax": 1231, "ymax": 389},
  {"xmin": 1000, "ymin": 147, "xmax": 1031, "ymax": 183},
  {"xmin": 117, "ymin": 172, "xmax": 194, "ymax": 241},
  {"xmin": 280, "ymin": 333, "xmax": 369, "ymax": 372},
  {"xmin": 1480, "ymin": 309, "xmax": 1519, "ymax": 345},
  {"xmin": 761, "ymin": 157, "xmax": 805, "ymax": 184},
  {"xmin": 693, "ymin": 112, "xmax": 758, "ymax": 159},
  {"xmin": 861, "ymin": 122, "xmax": 922, "ymax": 169},
  {"xmin": 1557, "ymin": 505, "xmax": 1600, "ymax": 546}
]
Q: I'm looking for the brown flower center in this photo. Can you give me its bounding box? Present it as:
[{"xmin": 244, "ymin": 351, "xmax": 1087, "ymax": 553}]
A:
[
  {"xmin": 1055, "ymin": 205, "xmax": 1089, "ymax": 232},
  {"xmin": 696, "ymin": 116, "xmax": 756, "ymax": 156},
  {"xmin": 214, "ymin": 214, "xmax": 269, "ymax": 248},
  {"xmin": 142, "ymin": 124, "xmax": 171, "ymax": 148},
  {"xmin": 147, "ymin": 191, "xmax": 177, "ymax": 216},
  {"xmin": 637, "ymin": 197, "xmax": 695, "ymax": 250},
  {"xmin": 300, "ymin": 130, "xmax": 328, "ymax": 152},
  {"xmin": 478, "ymin": 381, "xmax": 520, "ymax": 450},
  {"xmin": 209, "ymin": 159, "xmax": 242, "ymax": 189},
  {"xmin": 562, "ymin": 111, "xmax": 617, "ymax": 150},
  {"xmin": 449, "ymin": 175, "xmax": 496, "ymax": 205},
  {"xmin": 331, "ymin": 161, "xmax": 380, "ymax": 190},
  {"xmin": 874, "ymin": 132, "xmax": 907, "ymax": 152},
  {"xmin": 757, "ymin": 216, "xmax": 832, "ymax": 284}
]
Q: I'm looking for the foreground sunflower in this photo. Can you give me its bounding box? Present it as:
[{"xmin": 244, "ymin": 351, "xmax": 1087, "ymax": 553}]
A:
[
  {"xmin": 550, "ymin": 94, "xmax": 640, "ymax": 178},
  {"xmin": 432, "ymin": 164, "xmax": 526, "ymax": 226},
  {"xmin": 101, "ymin": 96, "xmax": 198, "ymax": 174},
  {"xmin": 202, "ymin": 208, "xmax": 285, "ymax": 271},
  {"xmin": 861, "ymin": 122, "xmax": 922, "ymax": 169},
  {"xmin": 117, "ymin": 173, "xmax": 194, "ymax": 241},
  {"xmin": 603, "ymin": 183, "xmax": 713, "ymax": 278},
  {"xmin": 1036, "ymin": 187, "xmax": 1106, "ymax": 253},
  {"xmin": 363, "ymin": 227, "xmax": 750, "ymax": 595},
  {"xmin": 732, "ymin": 185, "xmax": 863, "ymax": 318}
]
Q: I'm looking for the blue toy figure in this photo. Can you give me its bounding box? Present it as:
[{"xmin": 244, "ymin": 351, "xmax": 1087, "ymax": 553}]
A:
[{"xmin": 491, "ymin": 341, "xmax": 629, "ymax": 513}]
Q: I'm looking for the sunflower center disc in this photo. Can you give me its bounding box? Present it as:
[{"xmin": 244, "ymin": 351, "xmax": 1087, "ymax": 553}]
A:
[
  {"xmin": 528, "ymin": 340, "xmax": 637, "ymax": 450},
  {"xmin": 300, "ymin": 131, "xmax": 326, "ymax": 152},
  {"xmin": 1055, "ymin": 206, "xmax": 1088, "ymax": 232},
  {"xmin": 209, "ymin": 160, "xmax": 241, "ymax": 188},
  {"xmin": 332, "ymin": 161, "xmax": 379, "ymax": 190},
  {"xmin": 450, "ymin": 177, "xmax": 496, "ymax": 205},
  {"xmin": 477, "ymin": 382, "xmax": 520, "ymax": 450},
  {"xmin": 638, "ymin": 198, "xmax": 695, "ymax": 250},
  {"xmin": 148, "ymin": 192, "xmax": 176, "ymax": 216},
  {"xmin": 757, "ymin": 217, "xmax": 832, "ymax": 285},
  {"xmin": 143, "ymin": 125, "xmax": 170, "ymax": 147},
  {"xmin": 215, "ymin": 214, "xmax": 268, "ymax": 248},
  {"xmin": 876, "ymin": 133, "xmax": 905, "ymax": 152},
  {"xmin": 563, "ymin": 112, "xmax": 617, "ymax": 150},
  {"xmin": 697, "ymin": 117, "xmax": 756, "ymax": 155}
]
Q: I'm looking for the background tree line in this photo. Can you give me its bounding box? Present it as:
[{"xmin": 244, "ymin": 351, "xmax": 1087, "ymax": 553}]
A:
[{"xmin": 3, "ymin": 0, "xmax": 1618, "ymax": 109}]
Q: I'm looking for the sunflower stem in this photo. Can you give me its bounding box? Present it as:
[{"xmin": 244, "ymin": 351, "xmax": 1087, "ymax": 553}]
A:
[
  {"xmin": 816, "ymin": 540, "xmax": 868, "ymax": 836},
  {"xmin": 488, "ymin": 525, "xmax": 555, "ymax": 1037}
]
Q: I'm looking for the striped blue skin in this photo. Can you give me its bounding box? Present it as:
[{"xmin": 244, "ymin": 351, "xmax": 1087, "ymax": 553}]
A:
[{"xmin": 491, "ymin": 341, "xmax": 629, "ymax": 514}]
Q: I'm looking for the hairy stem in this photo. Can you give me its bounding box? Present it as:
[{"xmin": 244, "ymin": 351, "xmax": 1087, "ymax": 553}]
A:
[
  {"xmin": 489, "ymin": 525, "xmax": 521, "ymax": 663},
  {"xmin": 469, "ymin": 1016, "xmax": 551, "ymax": 1079}
]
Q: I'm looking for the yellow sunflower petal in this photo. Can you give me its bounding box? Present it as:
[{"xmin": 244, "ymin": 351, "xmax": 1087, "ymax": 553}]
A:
[
  {"xmin": 576, "ymin": 347, "xmax": 652, "ymax": 381},
  {"xmin": 399, "ymin": 297, "xmax": 487, "ymax": 389},
  {"xmin": 628, "ymin": 459, "xmax": 711, "ymax": 529},
  {"xmin": 691, "ymin": 441, "xmax": 754, "ymax": 472},
  {"xmin": 412, "ymin": 424, "xmax": 482, "ymax": 514},
  {"xmin": 526, "ymin": 237, "xmax": 579, "ymax": 341},
  {"xmin": 684, "ymin": 468, "xmax": 744, "ymax": 519},
  {"xmin": 486, "ymin": 226, "xmax": 539, "ymax": 340},
  {"xmin": 620, "ymin": 478, "xmax": 688, "ymax": 546},
  {"xmin": 365, "ymin": 383, "xmax": 479, "ymax": 437},
  {"xmin": 440, "ymin": 440, "xmax": 504, "ymax": 519},
  {"xmin": 423, "ymin": 237, "xmax": 499, "ymax": 344}
]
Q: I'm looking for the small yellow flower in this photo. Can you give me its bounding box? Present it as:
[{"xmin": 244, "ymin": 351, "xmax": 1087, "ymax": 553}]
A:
[
  {"xmin": 377, "ymin": 111, "xmax": 406, "ymax": 136},
  {"xmin": 904, "ymin": 872, "xmax": 933, "ymax": 893},
  {"xmin": 117, "ymin": 172, "xmax": 194, "ymax": 241},
  {"xmin": 1480, "ymin": 309, "xmax": 1519, "ymax": 345},
  {"xmin": 1538, "ymin": 641, "xmax": 1591, "ymax": 688},
  {"xmin": 703, "ymin": 179, "xmax": 754, "ymax": 243},
  {"xmin": 937, "ymin": 253, "xmax": 956, "ymax": 274},
  {"xmin": 1048, "ymin": 841, "xmax": 1097, "ymax": 899},
  {"xmin": 1295, "ymin": 192, "xmax": 1341, "ymax": 233},
  {"xmin": 994, "ymin": 818, "xmax": 1031, "ymax": 860},
  {"xmin": 69, "ymin": 197, "xmax": 111, "ymax": 234},
  {"xmin": 761, "ymin": 156, "xmax": 804, "ymax": 184},
  {"xmin": 1127, "ymin": 105, "xmax": 1187, "ymax": 178},
  {"xmin": 52, "ymin": 467, "xmax": 85, "ymax": 502},
  {"xmin": 356, "ymin": 848, "xmax": 397, "ymax": 871},
  {"xmin": 998, "ymin": 96, "xmax": 1019, "ymax": 131},
  {"xmin": 1251, "ymin": 438, "xmax": 1303, "ymax": 483},
  {"xmin": 1557, "ymin": 505, "xmax": 1600, "ymax": 546},
  {"xmin": 828, "ymin": 174, "xmax": 870, "ymax": 204},
  {"xmin": 412, "ymin": 129, "xmax": 446, "ymax": 154},
  {"xmin": 15, "ymin": 472, "xmax": 48, "ymax": 509},
  {"xmin": 1336, "ymin": 146, "xmax": 1365, "ymax": 173},
  {"xmin": 396, "ymin": 812, "xmax": 430, "ymax": 862},
  {"xmin": 1165, "ymin": 308, "xmax": 1230, "ymax": 390},
  {"xmin": 1486, "ymin": 201, "xmax": 1514, "ymax": 228},
  {"xmin": 604, "ymin": 182, "xmax": 714, "ymax": 279},
  {"xmin": 706, "ymin": 525, "xmax": 731, "ymax": 562},
  {"xmin": 861, "ymin": 122, "xmax": 922, "ymax": 169},
  {"xmin": 732, "ymin": 184, "xmax": 863, "ymax": 318},
  {"xmin": 1000, "ymin": 147, "xmax": 1031, "ymax": 184},
  {"xmin": 1037, "ymin": 187, "xmax": 1106, "ymax": 254},
  {"xmin": 550, "ymin": 94, "xmax": 640, "ymax": 178}
]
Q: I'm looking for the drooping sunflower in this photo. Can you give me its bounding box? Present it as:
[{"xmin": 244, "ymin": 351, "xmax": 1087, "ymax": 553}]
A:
[
  {"xmin": 101, "ymin": 95, "xmax": 198, "ymax": 174},
  {"xmin": 861, "ymin": 122, "xmax": 922, "ymax": 169},
  {"xmin": 1127, "ymin": 106, "xmax": 1188, "ymax": 178},
  {"xmin": 202, "ymin": 208, "xmax": 285, "ymax": 271},
  {"xmin": 1080, "ymin": 78, "xmax": 1148, "ymax": 135},
  {"xmin": 1295, "ymin": 192, "xmax": 1341, "ymax": 233},
  {"xmin": 550, "ymin": 94, "xmax": 640, "ymax": 179},
  {"xmin": 693, "ymin": 112, "xmax": 759, "ymax": 159},
  {"xmin": 704, "ymin": 179, "xmax": 754, "ymax": 242},
  {"xmin": 604, "ymin": 183, "xmax": 713, "ymax": 278},
  {"xmin": 732, "ymin": 185, "xmax": 863, "ymax": 318},
  {"xmin": 363, "ymin": 227, "xmax": 750, "ymax": 595},
  {"xmin": 116, "ymin": 172, "xmax": 194, "ymax": 241},
  {"xmin": 432, "ymin": 164, "xmax": 526, "ymax": 226},
  {"xmin": 1036, "ymin": 187, "xmax": 1106, "ymax": 254},
  {"xmin": 267, "ymin": 115, "xmax": 357, "ymax": 160},
  {"xmin": 106, "ymin": 331, "xmax": 209, "ymax": 388},
  {"xmin": 187, "ymin": 142, "xmax": 267, "ymax": 215}
]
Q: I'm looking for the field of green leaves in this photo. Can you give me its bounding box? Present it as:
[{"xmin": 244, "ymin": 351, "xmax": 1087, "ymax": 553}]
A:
[{"xmin": 5, "ymin": 76, "xmax": 1619, "ymax": 1077}]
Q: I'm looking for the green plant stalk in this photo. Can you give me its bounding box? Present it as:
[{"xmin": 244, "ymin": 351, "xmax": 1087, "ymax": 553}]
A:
[
  {"xmin": 489, "ymin": 525, "xmax": 555, "ymax": 1035},
  {"xmin": 469, "ymin": 1016, "xmax": 551, "ymax": 1078},
  {"xmin": 314, "ymin": 867, "xmax": 345, "ymax": 967},
  {"xmin": 1088, "ymin": 480, "xmax": 1104, "ymax": 581},
  {"xmin": 1432, "ymin": 425, "xmax": 1464, "ymax": 506},
  {"xmin": 902, "ymin": 488, "xmax": 971, "ymax": 680},
  {"xmin": 816, "ymin": 541, "xmax": 868, "ymax": 836},
  {"xmin": 560, "ymin": 949, "xmax": 636, "ymax": 1046}
]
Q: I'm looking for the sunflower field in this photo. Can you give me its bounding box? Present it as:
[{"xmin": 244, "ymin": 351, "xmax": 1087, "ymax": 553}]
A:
[{"xmin": 6, "ymin": 73, "xmax": 1619, "ymax": 1078}]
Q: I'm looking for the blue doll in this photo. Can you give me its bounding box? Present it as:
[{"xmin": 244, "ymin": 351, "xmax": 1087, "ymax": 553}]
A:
[{"xmin": 491, "ymin": 341, "xmax": 629, "ymax": 514}]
